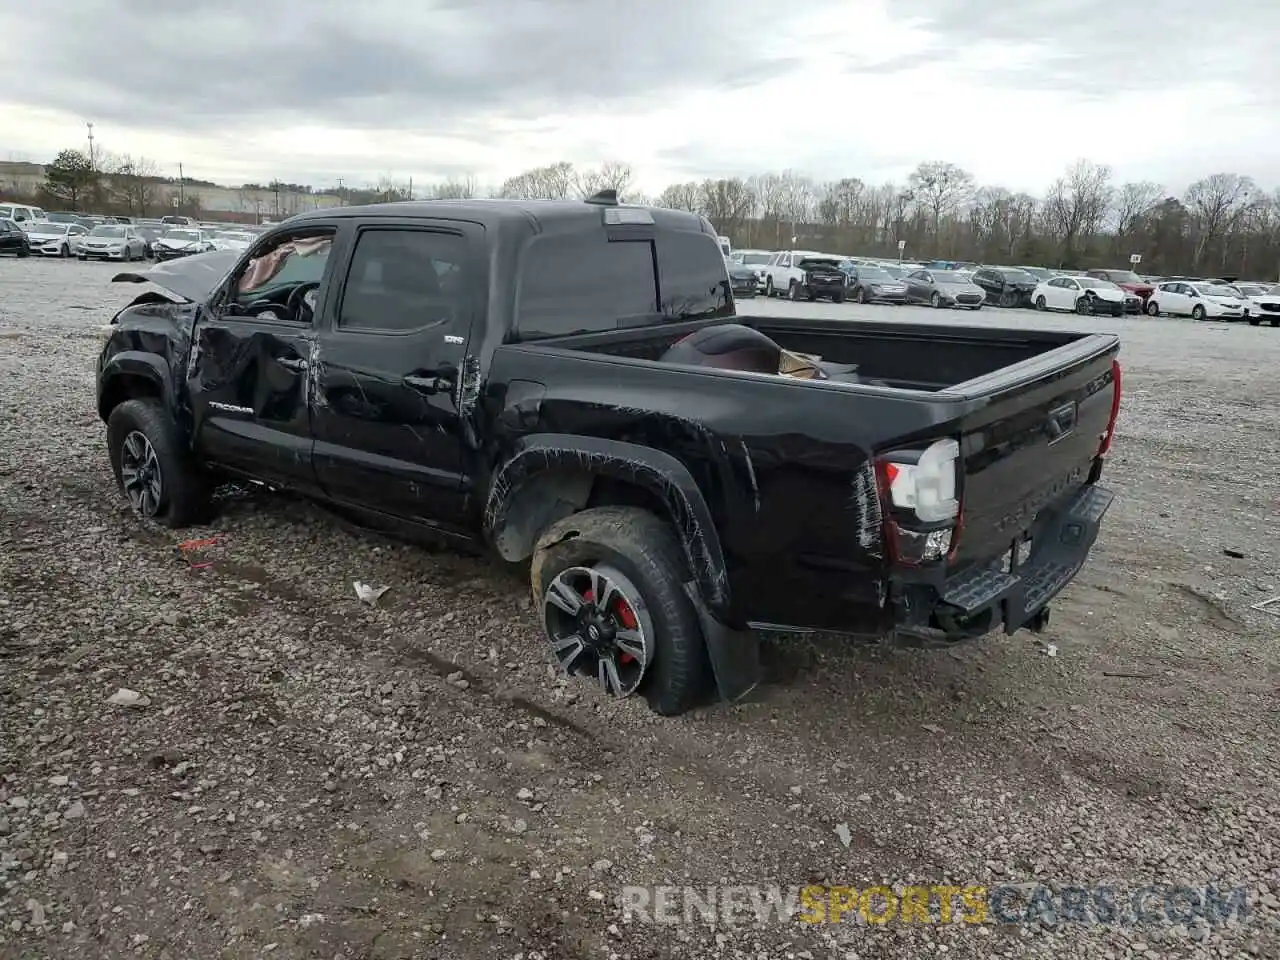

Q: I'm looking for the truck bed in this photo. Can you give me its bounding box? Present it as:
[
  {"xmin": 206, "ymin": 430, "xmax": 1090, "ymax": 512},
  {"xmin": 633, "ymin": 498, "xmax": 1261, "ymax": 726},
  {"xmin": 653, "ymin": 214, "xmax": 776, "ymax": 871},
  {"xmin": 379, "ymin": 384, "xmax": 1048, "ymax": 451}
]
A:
[
  {"xmin": 503, "ymin": 314, "xmax": 1120, "ymax": 634},
  {"xmin": 548, "ymin": 316, "xmax": 1095, "ymax": 393}
]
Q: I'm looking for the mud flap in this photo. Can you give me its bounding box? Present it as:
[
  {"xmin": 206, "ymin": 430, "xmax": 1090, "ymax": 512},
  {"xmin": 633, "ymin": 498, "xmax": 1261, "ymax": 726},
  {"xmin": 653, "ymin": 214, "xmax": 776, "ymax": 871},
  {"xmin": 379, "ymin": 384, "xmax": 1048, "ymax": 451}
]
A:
[{"xmin": 683, "ymin": 582, "xmax": 761, "ymax": 704}]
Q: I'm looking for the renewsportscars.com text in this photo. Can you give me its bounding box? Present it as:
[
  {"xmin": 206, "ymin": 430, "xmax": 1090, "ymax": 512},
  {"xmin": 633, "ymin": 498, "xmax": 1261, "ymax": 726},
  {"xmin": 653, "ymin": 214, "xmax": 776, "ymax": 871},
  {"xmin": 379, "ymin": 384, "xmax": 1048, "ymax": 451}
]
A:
[{"xmin": 621, "ymin": 883, "xmax": 1250, "ymax": 928}]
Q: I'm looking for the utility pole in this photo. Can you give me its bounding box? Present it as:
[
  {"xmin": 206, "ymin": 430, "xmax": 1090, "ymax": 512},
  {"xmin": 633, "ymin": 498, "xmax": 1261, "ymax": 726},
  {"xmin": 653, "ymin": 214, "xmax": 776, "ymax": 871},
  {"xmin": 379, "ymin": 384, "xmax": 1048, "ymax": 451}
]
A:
[
  {"xmin": 408, "ymin": 177, "xmax": 413, "ymax": 201},
  {"xmin": 178, "ymin": 162, "xmax": 185, "ymax": 206},
  {"xmin": 85, "ymin": 122, "xmax": 95, "ymax": 170},
  {"xmin": 336, "ymin": 177, "xmax": 344, "ymax": 206}
]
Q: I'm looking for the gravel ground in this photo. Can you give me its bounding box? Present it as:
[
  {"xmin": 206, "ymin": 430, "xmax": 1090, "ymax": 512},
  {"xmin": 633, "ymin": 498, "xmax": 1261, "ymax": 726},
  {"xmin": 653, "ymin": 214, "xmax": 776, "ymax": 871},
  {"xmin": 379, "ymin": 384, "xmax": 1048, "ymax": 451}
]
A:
[{"xmin": 1, "ymin": 257, "xmax": 1277, "ymax": 960}]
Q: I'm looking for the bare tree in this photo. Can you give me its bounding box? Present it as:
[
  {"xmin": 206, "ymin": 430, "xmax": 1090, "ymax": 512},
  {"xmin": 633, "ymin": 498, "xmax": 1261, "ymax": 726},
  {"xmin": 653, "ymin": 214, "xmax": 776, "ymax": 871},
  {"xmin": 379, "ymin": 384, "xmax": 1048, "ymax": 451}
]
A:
[
  {"xmin": 576, "ymin": 161, "xmax": 634, "ymax": 198},
  {"xmin": 817, "ymin": 178, "xmax": 865, "ymax": 226},
  {"xmin": 1042, "ymin": 160, "xmax": 1113, "ymax": 264},
  {"xmin": 654, "ymin": 182, "xmax": 701, "ymax": 212},
  {"xmin": 1112, "ymin": 181, "xmax": 1163, "ymax": 237},
  {"xmin": 498, "ymin": 161, "xmax": 578, "ymax": 200},
  {"xmin": 1184, "ymin": 173, "xmax": 1254, "ymax": 269},
  {"xmin": 431, "ymin": 175, "xmax": 478, "ymax": 199},
  {"xmin": 907, "ymin": 161, "xmax": 975, "ymax": 243},
  {"xmin": 102, "ymin": 154, "xmax": 162, "ymax": 216},
  {"xmin": 699, "ymin": 178, "xmax": 755, "ymax": 238}
]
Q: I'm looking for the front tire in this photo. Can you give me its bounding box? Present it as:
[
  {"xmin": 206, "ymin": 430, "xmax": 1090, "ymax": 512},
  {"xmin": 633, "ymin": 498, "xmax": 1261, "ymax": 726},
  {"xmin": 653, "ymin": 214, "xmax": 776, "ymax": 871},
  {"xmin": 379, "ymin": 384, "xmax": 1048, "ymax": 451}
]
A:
[
  {"xmin": 764, "ymin": 278, "xmax": 774, "ymax": 298},
  {"xmin": 60, "ymin": 244, "xmax": 69, "ymax": 258},
  {"xmin": 856, "ymin": 287, "xmax": 868, "ymax": 304},
  {"xmin": 1248, "ymin": 317, "xmax": 1261, "ymax": 326},
  {"xmin": 930, "ymin": 292, "xmax": 942, "ymax": 308},
  {"xmin": 788, "ymin": 281, "xmax": 799, "ymax": 301},
  {"xmin": 1192, "ymin": 305, "xmax": 1207, "ymax": 321},
  {"xmin": 106, "ymin": 399, "xmax": 212, "ymax": 528},
  {"xmin": 1146, "ymin": 300, "xmax": 1160, "ymax": 317},
  {"xmin": 531, "ymin": 507, "xmax": 709, "ymax": 716}
]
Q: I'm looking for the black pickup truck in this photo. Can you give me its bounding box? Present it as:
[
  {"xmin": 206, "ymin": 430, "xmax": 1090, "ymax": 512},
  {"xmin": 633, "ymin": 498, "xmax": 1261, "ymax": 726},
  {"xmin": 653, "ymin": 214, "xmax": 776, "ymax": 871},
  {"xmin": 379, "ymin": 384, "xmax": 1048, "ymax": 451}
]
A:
[{"xmin": 97, "ymin": 192, "xmax": 1122, "ymax": 716}]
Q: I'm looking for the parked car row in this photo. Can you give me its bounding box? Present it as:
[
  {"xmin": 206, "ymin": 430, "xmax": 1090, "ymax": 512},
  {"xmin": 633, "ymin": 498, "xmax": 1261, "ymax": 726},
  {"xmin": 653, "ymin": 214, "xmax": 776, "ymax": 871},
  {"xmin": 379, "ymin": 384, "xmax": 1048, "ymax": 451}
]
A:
[
  {"xmin": 0, "ymin": 213, "xmax": 260, "ymax": 262},
  {"xmin": 723, "ymin": 247, "xmax": 1278, "ymax": 325}
]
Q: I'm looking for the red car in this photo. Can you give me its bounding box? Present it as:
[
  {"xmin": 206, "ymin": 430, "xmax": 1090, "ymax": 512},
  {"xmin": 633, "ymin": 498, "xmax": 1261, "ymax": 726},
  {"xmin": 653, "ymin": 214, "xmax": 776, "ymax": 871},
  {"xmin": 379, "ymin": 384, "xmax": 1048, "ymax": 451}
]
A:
[{"xmin": 1088, "ymin": 269, "xmax": 1155, "ymax": 310}]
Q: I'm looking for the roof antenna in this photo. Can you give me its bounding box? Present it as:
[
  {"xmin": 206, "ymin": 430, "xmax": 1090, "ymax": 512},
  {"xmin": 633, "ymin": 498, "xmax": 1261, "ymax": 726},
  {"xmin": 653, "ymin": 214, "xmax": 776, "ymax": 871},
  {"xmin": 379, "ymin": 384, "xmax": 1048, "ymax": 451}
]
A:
[{"xmin": 584, "ymin": 188, "xmax": 619, "ymax": 206}]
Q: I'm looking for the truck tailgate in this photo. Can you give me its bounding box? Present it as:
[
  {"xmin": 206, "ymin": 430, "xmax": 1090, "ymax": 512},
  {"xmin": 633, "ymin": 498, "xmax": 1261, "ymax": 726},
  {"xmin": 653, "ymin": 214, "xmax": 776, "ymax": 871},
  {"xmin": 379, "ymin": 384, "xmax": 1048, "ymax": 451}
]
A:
[{"xmin": 946, "ymin": 334, "xmax": 1119, "ymax": 566}]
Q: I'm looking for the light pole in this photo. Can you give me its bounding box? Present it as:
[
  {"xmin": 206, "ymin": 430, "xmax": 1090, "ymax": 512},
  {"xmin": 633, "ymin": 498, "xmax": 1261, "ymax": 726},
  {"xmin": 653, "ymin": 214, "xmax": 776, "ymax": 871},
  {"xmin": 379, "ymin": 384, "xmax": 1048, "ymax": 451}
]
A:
[{"xmin": 85, "ymin": 121, "xmax": 95, "ymax": 170}]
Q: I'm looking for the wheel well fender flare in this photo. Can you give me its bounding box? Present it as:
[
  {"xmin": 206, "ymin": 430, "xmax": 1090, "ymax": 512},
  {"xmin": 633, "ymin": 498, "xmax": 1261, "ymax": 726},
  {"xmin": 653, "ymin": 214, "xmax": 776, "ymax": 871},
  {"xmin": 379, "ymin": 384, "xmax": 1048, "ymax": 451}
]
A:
[
  {"xmin": 98, "ymin": 353, "xmax": 172, "ymax": 421},
  {"xmin": 485, "ymin": 434, "xmax": 731, "ymax": 614}
]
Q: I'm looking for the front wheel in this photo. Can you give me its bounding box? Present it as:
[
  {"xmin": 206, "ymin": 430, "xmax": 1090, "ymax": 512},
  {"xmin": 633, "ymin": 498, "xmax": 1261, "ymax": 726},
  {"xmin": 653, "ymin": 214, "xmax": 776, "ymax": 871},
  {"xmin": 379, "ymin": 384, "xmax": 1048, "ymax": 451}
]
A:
[
  {"xmin": 1146, "ymin": 300, "xmax": 1160, "ymax": 317},
  {"xmin": 531, "ymin": 507, "xmax": 709, "ymax": 716},
  {"xmin": 788, "ymin": 281, "xmax": 799, "ymax": 301},
  {"xmin": 1248, "ymin": 317, "xmax": 1261, "ymax": 326},
  {"xmin": 764, "ymin": 278, "xmax": 774, "ymax": 298},
  {"xmin": 106, "ymin": 399, "xmax": 213, "ymax": 528},
  {"xmin": 1192, "ymin": 305, "xmax": 1207, "ymax": 321},
  {"xmin": 930, "ymin": 292, "xmax": 942, "ymax": 308},
  {"xmin": 856, "ymin": 287, "xmax": 868, "ymax": 304},
  {"xmin": 998, "ymin": 290, "xmax": 1016, "ymax": 308},
  {"xmin": 1076, "ymin": 296, "xmax": 1094, "ymax": 315},
  {"xmin": 59, "ymin": 244, "xmax": 69, "ymax": 258}
]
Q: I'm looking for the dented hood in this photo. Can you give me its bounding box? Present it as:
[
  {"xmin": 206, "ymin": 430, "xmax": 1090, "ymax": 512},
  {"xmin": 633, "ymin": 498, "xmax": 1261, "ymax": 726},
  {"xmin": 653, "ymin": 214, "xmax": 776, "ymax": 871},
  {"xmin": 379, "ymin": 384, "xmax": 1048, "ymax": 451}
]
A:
[{"xmin": 112, "ymin": 249, "xmax": 241, "ymax": 303}]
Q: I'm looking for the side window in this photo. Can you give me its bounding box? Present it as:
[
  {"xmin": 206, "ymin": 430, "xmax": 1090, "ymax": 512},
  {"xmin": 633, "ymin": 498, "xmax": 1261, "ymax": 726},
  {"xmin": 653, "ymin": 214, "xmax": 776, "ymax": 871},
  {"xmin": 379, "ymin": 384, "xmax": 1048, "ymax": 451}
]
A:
[
  {"xmin": 656, "ymin": 231, "xmax": 732, "ymax": 322},
  {"xmin": 231, "ymin": 229, "xmax": 336, "ymax": 315},
  {"xmin": 338, "ymin": 228, "xmax": 469, "ymax": 333},
  {"xmin": 516, "ymin": 235, "xmax": 657, "ymax": 339}
]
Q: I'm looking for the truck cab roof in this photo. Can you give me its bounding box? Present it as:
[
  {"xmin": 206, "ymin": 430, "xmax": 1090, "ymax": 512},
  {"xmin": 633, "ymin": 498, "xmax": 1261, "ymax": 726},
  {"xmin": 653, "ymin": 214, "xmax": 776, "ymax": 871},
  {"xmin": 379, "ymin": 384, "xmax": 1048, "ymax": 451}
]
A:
[{"xmin": 288, "ymin": 197, "xmax": 714, "ymax": 240}]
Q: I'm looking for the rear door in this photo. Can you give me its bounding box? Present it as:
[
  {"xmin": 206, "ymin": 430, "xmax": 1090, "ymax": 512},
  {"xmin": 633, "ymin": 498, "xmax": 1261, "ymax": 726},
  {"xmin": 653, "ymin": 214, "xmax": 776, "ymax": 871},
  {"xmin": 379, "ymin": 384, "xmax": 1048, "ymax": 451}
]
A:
[
  {"xmin": 947, "ymin": 340, "xmax": 1119, "ymax": 565},
  {"xmin": 310, "ymin": 217, "xmax": 483, "ymax": 529}
]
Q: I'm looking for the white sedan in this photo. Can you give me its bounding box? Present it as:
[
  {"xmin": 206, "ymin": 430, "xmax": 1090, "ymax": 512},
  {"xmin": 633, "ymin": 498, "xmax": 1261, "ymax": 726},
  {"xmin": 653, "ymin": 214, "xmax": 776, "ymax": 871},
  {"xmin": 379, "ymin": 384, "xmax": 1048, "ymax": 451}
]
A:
[
  {"xmin": 23, "ymin": 220, "xmax": 88, "ymax": 257},
  {"xmin": 1246, "ymin": 283, "xmax": 1280, "ymax": 327},
  {"xmin": 1144, "ymin": 281, "xmax": 1246, "ymax": 321},
  {"xmin": 1031, "ymin": 275, "xmax": 1127, "ymax": 315}
]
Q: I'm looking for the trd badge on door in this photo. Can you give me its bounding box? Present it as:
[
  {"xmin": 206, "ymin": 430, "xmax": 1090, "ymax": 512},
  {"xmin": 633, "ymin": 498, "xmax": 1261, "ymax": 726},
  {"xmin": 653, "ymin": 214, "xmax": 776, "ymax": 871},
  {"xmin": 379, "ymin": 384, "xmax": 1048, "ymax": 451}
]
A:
[{"xmin": 443, "ymin": 335, "xmax": 464, "ymax": 345}]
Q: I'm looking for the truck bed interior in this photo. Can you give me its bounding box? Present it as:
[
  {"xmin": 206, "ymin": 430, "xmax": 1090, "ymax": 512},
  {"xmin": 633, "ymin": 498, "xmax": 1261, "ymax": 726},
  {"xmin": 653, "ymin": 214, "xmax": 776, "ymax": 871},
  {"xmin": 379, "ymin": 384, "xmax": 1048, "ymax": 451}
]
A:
[{"xmin": 547, "ymin": 317, "xmax": 1090, "ymax": 392}]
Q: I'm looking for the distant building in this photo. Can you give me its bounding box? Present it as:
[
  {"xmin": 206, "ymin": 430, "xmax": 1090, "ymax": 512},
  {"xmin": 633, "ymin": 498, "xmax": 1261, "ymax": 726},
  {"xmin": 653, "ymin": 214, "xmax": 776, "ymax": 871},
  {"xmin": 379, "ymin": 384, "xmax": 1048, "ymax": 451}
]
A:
[{"xmin": 0, "ymin": 160, "xmax": 342, "ymax": 219}]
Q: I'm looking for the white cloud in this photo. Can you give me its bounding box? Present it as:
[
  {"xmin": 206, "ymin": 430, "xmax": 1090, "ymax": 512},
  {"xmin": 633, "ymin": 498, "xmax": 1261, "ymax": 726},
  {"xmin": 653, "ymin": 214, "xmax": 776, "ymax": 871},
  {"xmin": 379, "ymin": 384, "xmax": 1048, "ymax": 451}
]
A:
[{"xmin": 0, "ymin": 0, "xmax": 1276, "ymax": 196}]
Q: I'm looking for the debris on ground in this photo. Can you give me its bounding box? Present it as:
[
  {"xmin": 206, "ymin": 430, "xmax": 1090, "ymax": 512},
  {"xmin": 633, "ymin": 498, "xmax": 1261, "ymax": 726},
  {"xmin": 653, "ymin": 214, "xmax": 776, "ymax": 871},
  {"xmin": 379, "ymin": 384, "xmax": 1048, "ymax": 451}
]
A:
[{"xmin": 352, "ymin": 580, "xmax": 391, "ymax": 605}]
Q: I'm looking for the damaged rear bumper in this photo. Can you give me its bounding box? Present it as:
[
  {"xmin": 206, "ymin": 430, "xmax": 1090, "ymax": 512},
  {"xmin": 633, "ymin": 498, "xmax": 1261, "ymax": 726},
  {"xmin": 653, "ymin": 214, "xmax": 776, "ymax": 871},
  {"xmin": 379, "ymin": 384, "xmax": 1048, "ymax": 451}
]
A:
[{"xmin": 891, "ymin": 483, "xmax": 1114, "ymax": 645}]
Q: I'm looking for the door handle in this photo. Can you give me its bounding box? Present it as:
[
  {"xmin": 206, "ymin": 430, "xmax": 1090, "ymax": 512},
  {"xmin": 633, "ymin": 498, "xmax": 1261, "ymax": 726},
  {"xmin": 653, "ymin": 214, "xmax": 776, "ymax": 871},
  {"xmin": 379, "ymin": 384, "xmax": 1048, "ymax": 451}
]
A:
[
  {"xmin": 276, "ymin": 357, "xmax": 307, "ymax": 371},
  {"xmin": 403, "ymin": 372, "xmax": 454, "ymax": 395}
]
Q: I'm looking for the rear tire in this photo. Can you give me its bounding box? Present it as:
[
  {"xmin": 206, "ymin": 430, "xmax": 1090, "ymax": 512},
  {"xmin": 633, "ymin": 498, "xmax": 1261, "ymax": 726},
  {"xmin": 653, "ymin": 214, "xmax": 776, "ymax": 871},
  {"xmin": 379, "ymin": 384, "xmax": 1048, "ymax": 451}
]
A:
[
  {"xmin": 531, "ymin": 507, "xmax": 709, "ymax": 716},
  {"xmin": 106, "ymin": 398, "xmax": 213, "ymax": 528},
  {"xmin": 1271, "ymin": 318, "xmax": 1279, "ymax": 328},
  {"xmin": 1035, "ymin": 295, "xmax": 1047, "ymax": 311},
  {"xmin": 1248, "ymin": 317, "xmax": 1261, "ymax": 326}
]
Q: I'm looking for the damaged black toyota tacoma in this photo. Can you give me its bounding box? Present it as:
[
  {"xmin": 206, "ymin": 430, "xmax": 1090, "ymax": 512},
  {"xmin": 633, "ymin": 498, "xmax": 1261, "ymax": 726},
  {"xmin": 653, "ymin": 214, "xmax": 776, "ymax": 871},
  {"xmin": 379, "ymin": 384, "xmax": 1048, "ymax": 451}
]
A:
[{"xmin": 96, "ymin": 191, "xmax": 1122, "ymax": 716}]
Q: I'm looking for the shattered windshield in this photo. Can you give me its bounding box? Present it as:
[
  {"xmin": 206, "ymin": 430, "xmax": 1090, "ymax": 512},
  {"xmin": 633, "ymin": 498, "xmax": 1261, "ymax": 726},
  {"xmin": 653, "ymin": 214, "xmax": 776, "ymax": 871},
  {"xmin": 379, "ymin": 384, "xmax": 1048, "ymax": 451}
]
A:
[{"xmin": 237, "ymin": 237, "xmax": 333, "ymax": 298}]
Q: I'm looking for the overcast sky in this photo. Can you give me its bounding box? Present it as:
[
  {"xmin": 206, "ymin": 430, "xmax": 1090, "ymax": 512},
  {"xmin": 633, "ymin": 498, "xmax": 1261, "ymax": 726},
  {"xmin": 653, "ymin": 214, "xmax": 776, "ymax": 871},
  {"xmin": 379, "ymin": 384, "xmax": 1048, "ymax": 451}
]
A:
[{"xmin": 1, "ymin": 0, "xmax": 1276, "ymax": 196}]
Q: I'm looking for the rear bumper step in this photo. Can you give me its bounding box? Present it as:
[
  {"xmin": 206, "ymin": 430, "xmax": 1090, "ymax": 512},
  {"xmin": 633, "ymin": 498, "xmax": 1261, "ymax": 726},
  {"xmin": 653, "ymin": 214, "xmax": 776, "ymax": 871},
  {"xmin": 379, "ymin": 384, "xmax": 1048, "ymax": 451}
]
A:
[{"xmin": 939, "ymin": 483, "xmax": 1114, "ymax": 632}]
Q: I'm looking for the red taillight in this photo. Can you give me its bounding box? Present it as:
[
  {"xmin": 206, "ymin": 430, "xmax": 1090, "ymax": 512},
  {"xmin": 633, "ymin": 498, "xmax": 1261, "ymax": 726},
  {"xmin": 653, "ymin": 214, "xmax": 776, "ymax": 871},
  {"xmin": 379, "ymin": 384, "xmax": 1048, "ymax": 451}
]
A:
[
  {"xmin": 874, "ymin": 440, "xmax": 962, "ymax": 567},
  {"xmin": 1097, "ymin": 359, "xmax": 1122, "ymax": 456}
]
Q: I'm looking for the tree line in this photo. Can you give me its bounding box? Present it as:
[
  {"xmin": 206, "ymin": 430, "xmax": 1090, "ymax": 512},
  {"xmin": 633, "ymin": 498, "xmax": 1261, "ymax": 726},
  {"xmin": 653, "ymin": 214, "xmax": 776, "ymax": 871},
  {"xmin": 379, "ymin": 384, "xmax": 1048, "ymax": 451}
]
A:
[{"xmin": 25, "ymin": 148, "xmax": 1280, "ymax": 278}]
